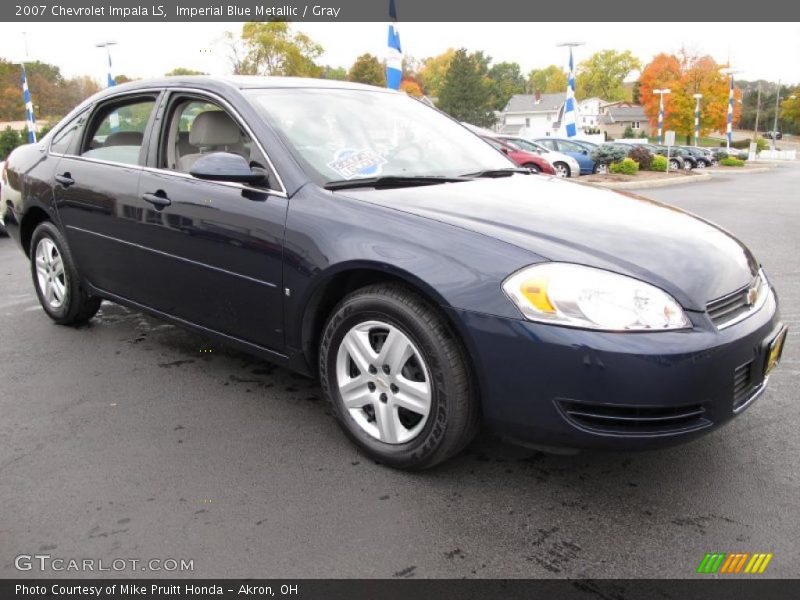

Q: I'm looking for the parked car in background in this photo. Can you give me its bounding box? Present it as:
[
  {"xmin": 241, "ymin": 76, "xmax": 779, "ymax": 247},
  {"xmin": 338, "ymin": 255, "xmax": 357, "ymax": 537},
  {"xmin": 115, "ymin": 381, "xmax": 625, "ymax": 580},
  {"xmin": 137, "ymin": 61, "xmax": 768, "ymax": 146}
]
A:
[
  {"xmin": 710, "ymin": 147, "xmax": 749, "ymax": 161},
  {"xmin": 533, "ymin": 138, "xmax": 598, "ymax": 175},
  {"xmin": 764, "ymin": 131, "xmax": 782, "ymax": 140},
  {"xmin": 480, "ymin": 136, "xmax": 556, "ymax": 175},
  {"xmin": 679, "ymin": 146, "xmax": 714, "ymax": 168},
  {"xmin": 496, "ymin": 136, "xmax": 581, "ymax": 178},
  {"xmin": 635, "ymin": 143, "xmax": 686, "ymax": 171}
]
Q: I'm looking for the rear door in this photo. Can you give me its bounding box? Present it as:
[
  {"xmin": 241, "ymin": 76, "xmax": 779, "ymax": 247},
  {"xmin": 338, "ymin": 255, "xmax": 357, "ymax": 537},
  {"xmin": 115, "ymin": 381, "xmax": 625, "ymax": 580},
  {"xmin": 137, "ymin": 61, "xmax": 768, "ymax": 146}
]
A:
[
  {"xmin": 53, "ymin": 92, "xmax": 162, "ymax": 296},
  {"xmin": 134, "ymin": 90, "xmax": 289, "ymax": 351}
]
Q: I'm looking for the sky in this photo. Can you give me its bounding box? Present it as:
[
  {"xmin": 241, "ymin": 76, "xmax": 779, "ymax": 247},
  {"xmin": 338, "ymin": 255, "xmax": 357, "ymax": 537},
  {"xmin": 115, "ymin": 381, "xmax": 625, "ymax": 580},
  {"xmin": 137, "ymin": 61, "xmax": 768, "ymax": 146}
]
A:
[{"xmin": 3, "ymin": 22, "xmax": 800, "ymax": 86}]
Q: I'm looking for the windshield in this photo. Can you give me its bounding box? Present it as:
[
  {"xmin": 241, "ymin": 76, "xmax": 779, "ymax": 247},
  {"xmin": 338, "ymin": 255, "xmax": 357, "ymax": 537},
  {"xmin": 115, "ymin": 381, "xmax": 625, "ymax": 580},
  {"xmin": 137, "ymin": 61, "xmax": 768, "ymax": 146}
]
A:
[{"xmin": 245, "ymin": 88, "xmax": 513, "ymax": 184}]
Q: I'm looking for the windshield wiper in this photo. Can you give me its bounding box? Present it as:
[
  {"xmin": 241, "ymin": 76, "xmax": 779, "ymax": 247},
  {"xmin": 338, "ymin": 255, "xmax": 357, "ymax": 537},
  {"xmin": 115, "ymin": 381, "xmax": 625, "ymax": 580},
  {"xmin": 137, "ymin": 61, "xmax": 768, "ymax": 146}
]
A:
[
  {"xmin": 324, "ymin": 175, "xmax": 468, "ymax": 191},
  {"xmin": 460, "ymin": 168, "xmax": 531, "ymax": 178}
]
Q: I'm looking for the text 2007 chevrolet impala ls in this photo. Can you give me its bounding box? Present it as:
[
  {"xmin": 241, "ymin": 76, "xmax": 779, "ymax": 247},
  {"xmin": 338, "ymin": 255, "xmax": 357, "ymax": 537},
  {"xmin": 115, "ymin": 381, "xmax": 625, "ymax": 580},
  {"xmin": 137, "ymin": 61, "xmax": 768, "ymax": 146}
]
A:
[{"xmin": 0, "ymin": 77, "xmax": 787, "ymax": 469}]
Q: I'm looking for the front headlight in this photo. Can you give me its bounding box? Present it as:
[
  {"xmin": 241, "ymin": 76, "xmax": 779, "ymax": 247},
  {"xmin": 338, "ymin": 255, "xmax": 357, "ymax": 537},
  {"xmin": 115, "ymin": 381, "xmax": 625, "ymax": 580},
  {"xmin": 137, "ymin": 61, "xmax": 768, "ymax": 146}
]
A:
[{"xmin": 502, "ymin": 263, "xmax": 691, "ymax": 331}]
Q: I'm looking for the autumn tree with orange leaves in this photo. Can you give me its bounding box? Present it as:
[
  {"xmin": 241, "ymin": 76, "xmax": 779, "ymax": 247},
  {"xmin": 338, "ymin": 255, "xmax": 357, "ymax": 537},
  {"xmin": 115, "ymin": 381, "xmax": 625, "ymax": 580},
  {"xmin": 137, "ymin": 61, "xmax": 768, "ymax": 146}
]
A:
[{"xmin": 639, "ymin": 50, "xmax": 742, "ymax": 142}]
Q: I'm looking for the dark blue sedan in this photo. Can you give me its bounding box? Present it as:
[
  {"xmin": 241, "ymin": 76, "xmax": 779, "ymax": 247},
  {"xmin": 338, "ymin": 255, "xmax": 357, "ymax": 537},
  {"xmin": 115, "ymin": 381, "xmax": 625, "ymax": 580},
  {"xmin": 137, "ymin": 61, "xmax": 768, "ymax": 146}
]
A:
[{"xmin": 0, "ymin": 77, "xmax": 787, "ymax": 469}]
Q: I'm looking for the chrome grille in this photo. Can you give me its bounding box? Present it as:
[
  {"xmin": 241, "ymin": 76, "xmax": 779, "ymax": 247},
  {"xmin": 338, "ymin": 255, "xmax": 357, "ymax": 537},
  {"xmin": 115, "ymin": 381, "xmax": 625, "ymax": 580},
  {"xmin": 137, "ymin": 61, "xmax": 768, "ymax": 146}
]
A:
[{"xmin": 707, "ymin": 273, "xmax": 763, "ymax": 329}]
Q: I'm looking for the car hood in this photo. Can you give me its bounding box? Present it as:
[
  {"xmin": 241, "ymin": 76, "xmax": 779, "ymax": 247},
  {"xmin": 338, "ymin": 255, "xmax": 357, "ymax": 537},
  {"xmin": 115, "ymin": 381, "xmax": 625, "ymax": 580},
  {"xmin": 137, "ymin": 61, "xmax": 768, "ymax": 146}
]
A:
[{"xmin": 342, "ymin": 175, "xmax": 759, "ymax": 311}]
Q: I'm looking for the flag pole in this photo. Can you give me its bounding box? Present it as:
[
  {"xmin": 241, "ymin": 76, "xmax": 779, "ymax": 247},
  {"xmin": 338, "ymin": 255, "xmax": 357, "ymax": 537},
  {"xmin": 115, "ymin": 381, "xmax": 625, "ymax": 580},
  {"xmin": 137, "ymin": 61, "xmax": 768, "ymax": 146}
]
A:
[
  {"xmin": 20, "ymin": 32, "xmax": 37, "ymax": 143},
  {"xmin": 556, "ymin": 42, "xmax": 583, "ymax": 138},
  {"xmin": 386, "ymin": 0, "xmax": 402, "ymax": 90}
]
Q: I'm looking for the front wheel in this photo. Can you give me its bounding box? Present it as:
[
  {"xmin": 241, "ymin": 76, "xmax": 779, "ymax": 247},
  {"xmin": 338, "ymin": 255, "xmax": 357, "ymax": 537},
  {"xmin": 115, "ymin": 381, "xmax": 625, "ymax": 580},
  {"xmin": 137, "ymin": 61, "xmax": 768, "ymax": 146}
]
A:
[
  {"xmin": 30, "ymin": 221, "xmax": 102, "ymax": 325},
  {"xmin": 319, "ymin": 284, "xmax": 479, "ymax": 469},
  {"xmin": 522, "ymin": 162, "xmax": 540, "ymax": 174},
  {"xmin": 669, "ymin": 159, "xmax": 681, "ymax": 170},
  {"xmin": 595, "ymin": 163, "xmax": 608, "ymax": 174},
  {"xmin": 696, "ymin": 161, "xmax": 706, "ymax": 169},
  {"xmin": 553, "ymin": 162, "xmax": 570, "ymax": 178}
]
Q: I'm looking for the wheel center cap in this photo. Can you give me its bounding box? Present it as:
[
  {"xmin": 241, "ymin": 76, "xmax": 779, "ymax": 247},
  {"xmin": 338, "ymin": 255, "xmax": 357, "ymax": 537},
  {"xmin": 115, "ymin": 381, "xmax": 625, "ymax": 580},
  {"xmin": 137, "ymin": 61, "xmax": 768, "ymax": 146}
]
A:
[{"xmin": 375, "ymin": 376, "xmax": 390, "ymax": 390}]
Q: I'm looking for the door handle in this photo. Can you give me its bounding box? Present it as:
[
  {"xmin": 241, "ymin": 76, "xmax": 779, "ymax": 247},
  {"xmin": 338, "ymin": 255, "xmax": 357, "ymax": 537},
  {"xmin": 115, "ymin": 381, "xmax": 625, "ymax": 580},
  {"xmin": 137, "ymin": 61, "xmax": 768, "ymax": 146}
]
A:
[
  {"xmin": 55, "ymin": 173, "xmax": 74, "ymax": 187},
  {"xmin": 142, "ymin": 191, "xmax": 171, "ymax": 209}
]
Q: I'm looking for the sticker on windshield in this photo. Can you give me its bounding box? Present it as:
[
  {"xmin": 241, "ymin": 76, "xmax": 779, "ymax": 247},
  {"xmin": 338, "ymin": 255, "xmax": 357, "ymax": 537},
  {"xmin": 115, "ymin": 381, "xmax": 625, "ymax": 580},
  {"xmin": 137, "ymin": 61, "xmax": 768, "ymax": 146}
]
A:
[{"xmin": 327, "ymin": 148, "xmax": 387, "ymax": 180}]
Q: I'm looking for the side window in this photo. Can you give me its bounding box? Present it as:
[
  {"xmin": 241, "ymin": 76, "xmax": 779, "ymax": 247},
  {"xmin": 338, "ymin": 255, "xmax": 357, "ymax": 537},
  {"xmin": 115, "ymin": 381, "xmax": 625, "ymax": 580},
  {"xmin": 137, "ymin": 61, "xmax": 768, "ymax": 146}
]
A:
[
  {"xmin": 81, "ymin": 98, "xmax": 156, "ymax": 165},
  {"xmin": 539, "ymin": 139, "xmax": 557, "ymax": 151},
  {"xmin": 161, "ymin": 97, "xmax": 268, "ymax": 178},
  {"xmin": 50, "ymin": 111, "xmax": 87, "ymax": 155}
]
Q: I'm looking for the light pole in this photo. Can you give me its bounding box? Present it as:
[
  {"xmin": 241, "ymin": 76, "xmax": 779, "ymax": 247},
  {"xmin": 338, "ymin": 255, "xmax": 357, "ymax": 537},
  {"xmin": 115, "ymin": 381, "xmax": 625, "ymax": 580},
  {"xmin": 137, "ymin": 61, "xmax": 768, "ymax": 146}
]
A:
[
  {"xmin": 556, "ymin": 42, "xmax": 584, "ymax": 138},
  {"xmin": 771, "ymin": 80, "xmax": 782, "ymax": 151},
  {"xmin": 653, "ymin": 88, "xmax": 671, "ymax": 144},
  {"xmin": 96, "ymin": 41, "xmax": 117, "ymax": 87},
  {"xmin": 693, "ymin": 93, "xmax": 702, "ymax": 146}
]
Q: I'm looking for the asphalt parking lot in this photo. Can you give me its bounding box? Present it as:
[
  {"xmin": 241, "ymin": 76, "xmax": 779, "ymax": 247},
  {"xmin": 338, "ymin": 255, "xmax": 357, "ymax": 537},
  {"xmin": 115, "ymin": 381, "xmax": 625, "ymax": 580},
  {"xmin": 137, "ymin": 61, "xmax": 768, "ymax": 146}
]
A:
[{"xmin": 1, "ymin": 164, "xmax": 799, "ymax": 579}]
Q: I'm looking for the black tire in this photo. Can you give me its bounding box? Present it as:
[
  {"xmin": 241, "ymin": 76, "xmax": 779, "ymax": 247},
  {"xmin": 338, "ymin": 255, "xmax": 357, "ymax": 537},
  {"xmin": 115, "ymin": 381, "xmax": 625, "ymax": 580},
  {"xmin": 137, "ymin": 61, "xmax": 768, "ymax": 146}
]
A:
[
  {"xmin": 522, "ymin": 162, "xmax": 540, "ymax": 174},
  {"xmin": 29, "ymin": 221, "xmax": 102, "ymax": 325},
  {"xmin": 319, "ymin": 283, "xmax": 479, "ymax": 470}
]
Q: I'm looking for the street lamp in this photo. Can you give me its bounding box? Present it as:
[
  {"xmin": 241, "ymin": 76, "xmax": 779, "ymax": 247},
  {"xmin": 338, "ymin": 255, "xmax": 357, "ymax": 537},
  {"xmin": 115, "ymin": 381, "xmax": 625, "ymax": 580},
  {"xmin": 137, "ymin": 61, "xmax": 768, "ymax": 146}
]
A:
[
  {"xmin": 96, "ymin": 41, "xmax": 117, "ymax": 87},
  {"xmin": 653, "ymin": 88, "xmax": 671, "ymax": 144},
  {"xmin": 693, "ymin": 93, "xmax": 703, "ymax": 146}
]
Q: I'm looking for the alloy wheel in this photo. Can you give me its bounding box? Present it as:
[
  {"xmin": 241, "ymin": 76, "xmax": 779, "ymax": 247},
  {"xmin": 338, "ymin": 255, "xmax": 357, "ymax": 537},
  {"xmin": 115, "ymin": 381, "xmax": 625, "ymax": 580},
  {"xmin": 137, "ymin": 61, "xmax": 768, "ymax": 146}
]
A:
[
  {"xmin": 34, "ymin": 238, "xmax": 67, "ymax": 309},
  {"xmin": 336, "ymin": 320, "xmax": 432, "ymax": 444},
  {"xmin": 554, "ymin": 163, "xmax": 569, "ymax": 178}
]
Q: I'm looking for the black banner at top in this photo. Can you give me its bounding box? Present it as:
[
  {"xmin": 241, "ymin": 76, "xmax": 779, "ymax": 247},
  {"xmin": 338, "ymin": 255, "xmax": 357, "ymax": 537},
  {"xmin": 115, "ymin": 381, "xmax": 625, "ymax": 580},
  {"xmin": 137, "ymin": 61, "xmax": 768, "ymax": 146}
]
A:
[{"xmin": 2, "ymin": 0, "xmax": 798, "ymax": 21}]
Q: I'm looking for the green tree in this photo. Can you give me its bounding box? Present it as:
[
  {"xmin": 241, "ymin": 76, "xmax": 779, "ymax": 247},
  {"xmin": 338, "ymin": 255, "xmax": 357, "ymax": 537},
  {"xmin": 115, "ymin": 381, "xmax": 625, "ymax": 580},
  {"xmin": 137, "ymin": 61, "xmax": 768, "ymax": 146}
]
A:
[
  {"xmin": 780, "ymin": 87, "xmax": 800, "ymax": 134},
  {"xmin": 320, "ymin": 65, "xmax": 347, "ymax": 80},
  {"xmin": 576, "ymin": 50, "xmax": 641, "ymax": 101},
  {"xmin": 419, "ymin": 49, "xmax": 455, "ymax": 97},
  {"xmin": 527, "ymin": 65, "xmax": 567, "ymax": 94},
  {"xmin": 234, "ymin": 22, "xmax": 323, "ymax": 77},
  {"xmin": 488, "ymin": 61, "xmax": 526, "ymax": 110},
  {"xmin": 437, "ymin": 49, "xmax": 495, "ymax": 128},
  {"xmin": 165, "ymin": 68, "xmax": 208, "ymax": 76},
  {"xmin": 348, "ymin": 53, "xmax": 386, "ymax": 87}
]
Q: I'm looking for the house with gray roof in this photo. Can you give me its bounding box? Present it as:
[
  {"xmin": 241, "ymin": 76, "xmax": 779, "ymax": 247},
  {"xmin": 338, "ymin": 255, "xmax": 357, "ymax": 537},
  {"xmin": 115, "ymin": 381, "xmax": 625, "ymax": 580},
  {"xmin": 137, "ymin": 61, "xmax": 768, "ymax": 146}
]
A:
[
  {"xmin": 497, "ymin": 92, "xmax": 565, "ymax": 137},
  {"xmin": 598, "ymin": 102, "xmax": 652, "ymax": 139}
]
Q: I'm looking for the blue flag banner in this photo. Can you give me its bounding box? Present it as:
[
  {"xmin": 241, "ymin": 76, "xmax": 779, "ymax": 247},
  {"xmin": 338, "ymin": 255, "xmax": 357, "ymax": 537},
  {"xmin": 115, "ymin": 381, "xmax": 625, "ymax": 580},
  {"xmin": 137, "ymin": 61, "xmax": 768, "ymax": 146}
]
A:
[
  {"xmin": 386, "ymin": 0, "xmax": 402, "ymax": 90},
  {"xmin": 21, "ymin": 64, "xmax": 36, "ymax": 143},
  {"xmin": 107, "ymin": 51, "xmax": 116, "ymax": 87},
  {"xmin": 563, "ymin": 48, "xmax": 577, "ymax": 137}
]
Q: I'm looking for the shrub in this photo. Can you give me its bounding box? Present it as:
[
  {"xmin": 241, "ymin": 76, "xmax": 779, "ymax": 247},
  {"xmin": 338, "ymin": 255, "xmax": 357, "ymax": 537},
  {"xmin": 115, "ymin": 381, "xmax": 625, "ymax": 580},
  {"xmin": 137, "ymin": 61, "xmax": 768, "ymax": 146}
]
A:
[
  {"xmin": 0, "ymin": 126, "xmax": 22, "ymax": 159},
  {"xmin": 720, "ymin": 156, "xmax": 745, "ymax": 167},
  {"xmin": 626, "ymin": 145, "xmax": 653, "ymax": 171},
  {"xmin": 756, "ymin": 137, "xmax": 768, "ymax": 152},
  {"xmin": 651, "ymin": 154, "xmax": 668, "ymax": 171},
  {"xmin": 590, "ymin": 144, "xmax": 628, "ymax": 166},
  {"xmin": 622, "ymin": 125, "xmax": 635, "ymax": 138},
  {"xmin": 609, "ymin": 158, "xmax": 639, "ymax": 175}
]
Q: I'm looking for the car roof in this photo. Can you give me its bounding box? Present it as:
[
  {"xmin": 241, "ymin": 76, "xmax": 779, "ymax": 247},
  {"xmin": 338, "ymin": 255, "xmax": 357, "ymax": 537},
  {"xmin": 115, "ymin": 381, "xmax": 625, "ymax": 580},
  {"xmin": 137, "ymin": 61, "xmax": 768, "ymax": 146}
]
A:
[{"xmin": 84, "ymin": 75, "xmax": 394, "ymax": 104}]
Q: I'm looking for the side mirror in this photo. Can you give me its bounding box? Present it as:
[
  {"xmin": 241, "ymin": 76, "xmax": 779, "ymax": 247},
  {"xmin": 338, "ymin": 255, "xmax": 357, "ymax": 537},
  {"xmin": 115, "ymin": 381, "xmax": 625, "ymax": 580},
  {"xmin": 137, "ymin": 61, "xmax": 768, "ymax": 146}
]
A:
[
  {"xmin": 190, "ymin": 152, "xmax": 266, "ymax": 185},
  {"xmin": 582, "ymin": 149, "xmax": 588, "ymax": 155}
]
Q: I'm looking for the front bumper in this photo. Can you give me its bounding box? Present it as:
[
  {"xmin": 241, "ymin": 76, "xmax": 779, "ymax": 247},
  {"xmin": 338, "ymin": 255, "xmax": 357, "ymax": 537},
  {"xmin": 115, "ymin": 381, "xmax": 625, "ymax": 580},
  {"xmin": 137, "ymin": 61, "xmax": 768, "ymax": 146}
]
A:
[{"xmin": 449, "ymin": 289, "xmax": 783, "ymax": 450}]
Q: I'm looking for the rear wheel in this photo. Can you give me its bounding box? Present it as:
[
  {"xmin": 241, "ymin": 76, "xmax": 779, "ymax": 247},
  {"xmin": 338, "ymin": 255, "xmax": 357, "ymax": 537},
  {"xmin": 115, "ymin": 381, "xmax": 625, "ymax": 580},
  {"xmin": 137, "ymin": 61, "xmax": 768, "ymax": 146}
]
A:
[
  {"xmin": 553, "ymin": 162, "xmax": 570, "ymax": 178},
  {"xmin": 522, "ymin": 162, "xmax": 540, "ymax": 174},
  {"xmin": 595, "ymin": 163, "xmax": 608, "ymax": 174},
  {"xmin": 696, "ymin": 160, "xmax": 706, "ymax": 169},
  {"xmin": 669, "ymin": 159, "xmax": 681, "ymax": 170},
  {"xmin": 319, "ymin": 284, "xmax": 479, "ymax": 469},
  {"xmin": 30, "ymin": 221, "xmax": 101, "ymax": 325}
]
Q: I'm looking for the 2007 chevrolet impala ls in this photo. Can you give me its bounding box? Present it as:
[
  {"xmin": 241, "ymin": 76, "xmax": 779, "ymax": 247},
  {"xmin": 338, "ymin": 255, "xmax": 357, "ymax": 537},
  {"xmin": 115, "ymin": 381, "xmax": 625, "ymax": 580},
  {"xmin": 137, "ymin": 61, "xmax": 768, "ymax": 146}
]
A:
[{"xmin": 0, "ymin": 77, "xmax": 787, "ymax": 469}]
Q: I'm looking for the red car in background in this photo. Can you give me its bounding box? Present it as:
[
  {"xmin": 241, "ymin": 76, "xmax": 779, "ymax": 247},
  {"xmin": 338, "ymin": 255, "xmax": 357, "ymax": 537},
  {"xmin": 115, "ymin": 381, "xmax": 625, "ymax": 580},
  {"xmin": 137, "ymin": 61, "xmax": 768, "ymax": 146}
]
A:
[{"xmin": 480, "ymin": 136, "xmax": 556, "ymax": 175}]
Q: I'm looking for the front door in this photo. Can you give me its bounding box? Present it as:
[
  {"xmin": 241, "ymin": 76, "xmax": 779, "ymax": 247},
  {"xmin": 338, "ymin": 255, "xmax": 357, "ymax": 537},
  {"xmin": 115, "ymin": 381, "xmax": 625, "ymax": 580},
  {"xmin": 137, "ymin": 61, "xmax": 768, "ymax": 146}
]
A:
[{"xmin": 134, "ymin": 93, "xmax": 288, "ymax": 351}]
